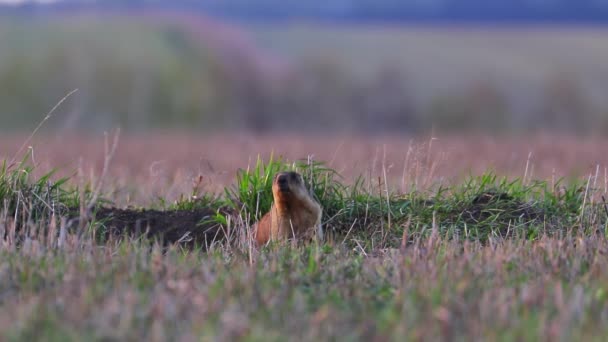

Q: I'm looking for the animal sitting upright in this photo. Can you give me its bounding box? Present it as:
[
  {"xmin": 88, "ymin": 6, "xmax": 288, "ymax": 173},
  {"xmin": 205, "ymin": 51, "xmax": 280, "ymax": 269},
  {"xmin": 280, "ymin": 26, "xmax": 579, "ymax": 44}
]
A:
[{"xmin": 253, "ymin": 171, "xmax": 323, "ymax": 246}]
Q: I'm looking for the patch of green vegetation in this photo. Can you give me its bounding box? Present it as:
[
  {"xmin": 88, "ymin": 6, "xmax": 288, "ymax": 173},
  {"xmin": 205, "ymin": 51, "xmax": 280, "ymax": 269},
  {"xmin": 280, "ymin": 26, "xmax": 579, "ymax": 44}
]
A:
[
  {"xmin": 224, "ymin": 155, "xmax": 346, "ymax": 222},
  {"xmin": 0, "ymin": 152, "xmax": 76, "ymax": 227}
]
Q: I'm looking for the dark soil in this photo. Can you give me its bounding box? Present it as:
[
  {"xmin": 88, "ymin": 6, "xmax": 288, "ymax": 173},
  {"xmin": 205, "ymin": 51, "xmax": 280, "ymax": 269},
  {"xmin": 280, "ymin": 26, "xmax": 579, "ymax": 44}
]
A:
[
  {"xmin": 90, "ymin": 207, "xmax": 233, "ymax": 247},
  {"xmin": 466, "ymin": 191, "xmax": 543, "ymax": 222},
  {"xmin": 457, "ymin": 191, "xmax": 545, "ymax": 237}
]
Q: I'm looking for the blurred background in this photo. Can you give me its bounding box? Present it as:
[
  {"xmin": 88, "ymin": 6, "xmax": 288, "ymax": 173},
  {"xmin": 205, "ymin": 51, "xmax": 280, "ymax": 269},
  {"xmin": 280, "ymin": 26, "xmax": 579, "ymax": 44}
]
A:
[{"xmin": 2, "ymin": 0, "xmax": 608, "ymax": 136}]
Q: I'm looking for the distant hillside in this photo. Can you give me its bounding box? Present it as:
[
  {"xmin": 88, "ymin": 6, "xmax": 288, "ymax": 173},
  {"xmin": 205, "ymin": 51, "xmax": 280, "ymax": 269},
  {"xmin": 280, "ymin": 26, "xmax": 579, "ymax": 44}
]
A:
[{"xmin": 4, "ymin": 0, "xmax": 608, "ymax": 24}]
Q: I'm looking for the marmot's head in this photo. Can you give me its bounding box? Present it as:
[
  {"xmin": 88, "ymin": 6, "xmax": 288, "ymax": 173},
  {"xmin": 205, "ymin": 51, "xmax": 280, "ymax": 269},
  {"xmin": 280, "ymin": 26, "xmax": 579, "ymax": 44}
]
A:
[{"xmin": 272, "ymin": 171, "xmax": 310, "ymax": 206}]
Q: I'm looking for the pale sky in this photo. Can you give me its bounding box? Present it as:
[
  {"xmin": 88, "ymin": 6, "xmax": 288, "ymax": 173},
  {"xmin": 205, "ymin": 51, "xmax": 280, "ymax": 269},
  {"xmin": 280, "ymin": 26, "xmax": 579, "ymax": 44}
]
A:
[{"xmin": 0, "ymin": 0, "xmax": 59, "ymax": 4}]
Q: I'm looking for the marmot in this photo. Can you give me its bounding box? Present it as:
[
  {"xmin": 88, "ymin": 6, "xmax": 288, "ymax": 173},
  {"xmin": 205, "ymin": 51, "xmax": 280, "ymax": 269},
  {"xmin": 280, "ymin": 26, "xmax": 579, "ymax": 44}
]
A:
[{"xmin": 253, "ymin": 171, "xmax": 323, "ymax": 246}]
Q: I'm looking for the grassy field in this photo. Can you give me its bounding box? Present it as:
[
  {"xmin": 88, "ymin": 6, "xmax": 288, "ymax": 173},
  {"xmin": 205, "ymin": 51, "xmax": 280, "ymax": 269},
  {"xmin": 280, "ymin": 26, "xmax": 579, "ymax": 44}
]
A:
[
  {"xmin": 3, "ymin": 15, "xmax": 608, "ymax": 133},
  {"xmin": 2, "ymin": 133, "xmax": 608, "ymax": 340},
  {"xmin": 248, "ymin": 24, "xmax": 608, "ymax": 97},
  {"xmin": 248, "ymin": 23, "xmax": 608, "ymax": 133}
]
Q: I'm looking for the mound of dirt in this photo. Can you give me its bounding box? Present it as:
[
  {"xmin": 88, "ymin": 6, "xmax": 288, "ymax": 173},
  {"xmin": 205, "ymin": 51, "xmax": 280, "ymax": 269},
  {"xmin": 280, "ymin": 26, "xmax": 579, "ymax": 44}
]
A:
[
  {"xmin": 457, "ymin": 191, "xmax": 545, "ymax": 237},
  {"xmin": 467, "ymin": 191, "xmax": 543, "ymax": 221},
  {"xmin": 91, "ymin": 207, "xmax": 232, "ymax": 247}
]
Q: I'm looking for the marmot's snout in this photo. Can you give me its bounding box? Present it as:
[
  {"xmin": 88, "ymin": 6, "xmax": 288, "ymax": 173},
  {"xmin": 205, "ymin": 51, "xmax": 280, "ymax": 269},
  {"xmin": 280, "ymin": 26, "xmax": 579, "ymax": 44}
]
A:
[{"xmin": 277, "ymin": 173, "xmax": 290, "ymax": 192}]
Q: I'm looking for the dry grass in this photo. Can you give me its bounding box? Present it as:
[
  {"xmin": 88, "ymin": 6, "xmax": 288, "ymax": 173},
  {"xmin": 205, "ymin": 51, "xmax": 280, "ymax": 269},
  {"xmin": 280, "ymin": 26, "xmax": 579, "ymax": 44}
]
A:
[
  {"xmin": 2, "ymin": 225, "xmax": 608, "ymax": 341},
  {"xmin": 1, "ymin": 133, "xmax": 607, "ymax": 205}
]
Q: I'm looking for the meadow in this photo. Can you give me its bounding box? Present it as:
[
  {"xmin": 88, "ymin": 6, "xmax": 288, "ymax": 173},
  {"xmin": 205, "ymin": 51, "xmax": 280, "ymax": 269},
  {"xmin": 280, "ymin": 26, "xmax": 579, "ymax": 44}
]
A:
[
  {"xmin": 3, "ymin": 9, "xmax": 608, "ymax": 341},
  {"xmin": 2, "ymin": 133, "xmax": 608, "ymax": 340},
  {"xmin": 3, "ymin": 15, "xmax": 608, "ymax": 134}
]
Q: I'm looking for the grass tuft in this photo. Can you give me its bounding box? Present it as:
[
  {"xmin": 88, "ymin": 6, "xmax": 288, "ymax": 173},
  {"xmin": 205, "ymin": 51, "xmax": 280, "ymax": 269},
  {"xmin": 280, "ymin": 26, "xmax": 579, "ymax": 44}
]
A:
[{"xmin": 0, "ymin": 152, "xmax": 77, "ymax": 236}]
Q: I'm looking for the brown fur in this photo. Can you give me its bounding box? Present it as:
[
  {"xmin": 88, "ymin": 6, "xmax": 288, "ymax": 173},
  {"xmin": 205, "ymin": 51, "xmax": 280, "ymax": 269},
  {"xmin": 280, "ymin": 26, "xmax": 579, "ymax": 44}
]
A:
[{"xmin": 253, "ymin": 172, "xmax": 323, "ymax": 246}]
